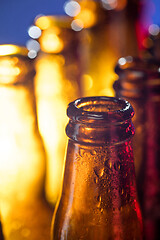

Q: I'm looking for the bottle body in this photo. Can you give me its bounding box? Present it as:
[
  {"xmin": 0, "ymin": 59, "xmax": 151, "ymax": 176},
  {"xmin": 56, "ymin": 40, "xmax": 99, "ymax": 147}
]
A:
[
  {"xmin": 30, "ymin": 15, "xmax": 82, "ymax": 205},
  {"xmin": 52, "ymin": 96, "xmax": 142, "ymax": 240},
  {"xmin": 113, "ymin": 57, "xmax": 160, "ymax": 240}
]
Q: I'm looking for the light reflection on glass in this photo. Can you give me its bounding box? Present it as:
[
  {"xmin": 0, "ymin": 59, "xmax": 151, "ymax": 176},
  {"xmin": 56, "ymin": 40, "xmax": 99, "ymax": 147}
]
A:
[
  {"xmin": 101, "ymin": 0, "xmax": 127, "ymax": 11},
  {"xmin": 64, "ymin": 0, "xmax": 81, "ymax": 17},
  {"xmin": 28, "ymin": 26, "xmax": 42, "ymax": 39},
  {"xmin": 148, "ymin": 24, "xmax": 160, "ymax": 36},
  {"xmin": 71, "ymin": 19, "xmax": 84, "ymax": 31},
  {"xmin": 28, "ymin": 50, "xmax": 37, "ymax": 59},
  {"xmin": 26, "ymin": 39, "xmax": 40, "ymax": 52},
  {"xmin": 101, "ymin": 0, "xmax": 118, "ymax": 10}
]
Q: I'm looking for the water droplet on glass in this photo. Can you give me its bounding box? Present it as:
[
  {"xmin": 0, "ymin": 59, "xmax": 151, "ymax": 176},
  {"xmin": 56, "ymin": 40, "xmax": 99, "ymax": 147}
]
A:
[
  {"xmin": 97, "ymin": 195, "xmax": 102, "ymax": 202},
  {"xmin": 104, "ymin": 159, "xmax": 113, "ymax": 174},
  {"xmin": 94, "ymin": 177, "xmax": 98, "ymax": 184},
  {"xmin": 90, "ymin": 150, "xmax": 97, "ymax": 156},
  {"xmin": 94, "ymin": 167, "xmax": 104, "ymax": 177},
  {"xmin": 100, "ymin": 208, "xmax": 104, "ymax": 213},
  {"xmin": 21, "ymin": 228, "xmax": 31, "ymax": 237},
  {"xmin": 114, "ymin": 161, "xmax": 121, "ymax": 171},
  {"xmin": 79, "ymin": 148, "xmax": 85, "ymax": 157}
]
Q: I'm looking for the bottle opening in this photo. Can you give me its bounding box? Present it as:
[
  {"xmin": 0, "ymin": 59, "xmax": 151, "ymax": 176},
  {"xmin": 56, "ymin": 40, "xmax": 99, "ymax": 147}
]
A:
[
  {"xmin": 66, "ymin": 97, "xmax": 135, "ymax": 145},
  {"xmin": 67, "ymin": 96, "xmax": 134, "ymax": 123},
  {"xmin": 76, "ymin": 98, "xmax": 124, "ymax": 112}
]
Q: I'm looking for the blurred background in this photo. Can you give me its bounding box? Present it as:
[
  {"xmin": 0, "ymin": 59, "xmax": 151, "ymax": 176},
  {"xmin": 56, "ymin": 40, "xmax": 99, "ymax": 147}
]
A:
[{"xmin": 0, "ymin": 0, "xmax": 160, "ymax": 45}]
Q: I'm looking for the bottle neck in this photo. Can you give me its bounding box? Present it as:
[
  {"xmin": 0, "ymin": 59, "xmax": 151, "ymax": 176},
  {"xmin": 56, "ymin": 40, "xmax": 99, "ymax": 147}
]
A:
[{"xmin": 66, "ymin": 97, "xmax": 135, "ymax": 145}]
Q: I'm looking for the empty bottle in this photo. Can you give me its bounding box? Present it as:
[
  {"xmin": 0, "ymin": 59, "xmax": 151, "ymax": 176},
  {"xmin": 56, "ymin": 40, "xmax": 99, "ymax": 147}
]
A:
[{"xmin": 52, "ymin": 96, "xmax": 143, "ymax": 240}]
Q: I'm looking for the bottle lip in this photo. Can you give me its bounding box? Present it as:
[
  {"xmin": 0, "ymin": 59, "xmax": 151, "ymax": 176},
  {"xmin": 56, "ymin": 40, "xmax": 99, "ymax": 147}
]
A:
[
  {"xmin": 67, "ymin": 96, "xmax": 134, "ymax": 124},
  {"xmin": 115, "ymin": 56, "xmax": 160, "ymax": 77}
]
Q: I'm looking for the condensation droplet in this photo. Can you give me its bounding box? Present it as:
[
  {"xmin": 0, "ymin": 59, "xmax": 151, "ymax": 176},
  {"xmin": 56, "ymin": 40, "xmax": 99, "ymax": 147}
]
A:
[
  {"xmin": 94, "ymin": 177, "xmax": 98, "ymax": 183},
  {"xmin": 79, "ymin": 148, "xmax": 85, "ymax": 157},
  {"xmin": 97, "ymin": 195, "xmax": 102, "ymax": 202},
  {"xmin": 104, "ymin": 159, "xmax": 113, "ymax": 174},
  {"xmin": 11, "ymin": 221, "xmax": 22, "ymax": 230},
  {"xmin": 114, "ymin": 161, "xmax": 121, "ymax": 171},
  {"xmin": 21, "ymin": 228, "xmax": 31, "ymax": 237},
  {"xmin": 90, "ymin": 150, "xmax": 97, "ymax": 155},
  {"xmin": 94, "ymin": 167, "xmax": 104, "ymax": 177},
  {"xmin": 107, "ymin": 188, "xmax": 111, "ymax": 193},
  {"xmin": 100, "ymin": 208, "xmax": 104, "ymax": 213}
]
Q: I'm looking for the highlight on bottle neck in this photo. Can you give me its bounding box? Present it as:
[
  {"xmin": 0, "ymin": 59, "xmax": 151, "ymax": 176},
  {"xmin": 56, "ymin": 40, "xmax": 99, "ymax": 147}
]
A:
[{"xmin": 66, "ymin": 96, "xmax": 135, "ymax": 145}]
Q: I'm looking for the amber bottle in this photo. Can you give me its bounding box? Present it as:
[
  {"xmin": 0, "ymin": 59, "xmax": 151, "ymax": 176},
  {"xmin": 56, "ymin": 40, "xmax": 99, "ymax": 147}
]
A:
[{"xmin": 52, "ymin": 96, "xmax": 143, "ymax": 240}]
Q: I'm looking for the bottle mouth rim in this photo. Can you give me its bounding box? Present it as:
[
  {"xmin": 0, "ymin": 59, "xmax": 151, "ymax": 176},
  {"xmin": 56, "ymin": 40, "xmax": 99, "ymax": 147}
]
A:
[
  {"xmin": 115, "ymin": 56, "xmax": 160, "ymax": 76},
  {"xmin": 67, "ymin": 96, "xmax": 134, "ymax": 123}
]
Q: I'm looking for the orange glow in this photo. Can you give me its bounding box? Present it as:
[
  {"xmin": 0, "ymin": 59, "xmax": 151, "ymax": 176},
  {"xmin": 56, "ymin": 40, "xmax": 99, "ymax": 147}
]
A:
[
  {"xmin": 0, "ymin": 46, "xmax": 45, "ymax": 202},
  {"xmin": 0, "ymin": 44, "xmax": 28, "ymax": 56},
  {"xmin": 73, "ymin": 0, "xmax": 98, "ymax": 28},
  {"xmin": 0, "ymin": 85, "xmax": 45, "ymax": 201},
  {"xmin": 34, "ymin": 16, "xmax": 73, "ymax": 54},
  {"xmin": 75, "ymin": 9, "xmax": 97, "ymax": 28},
  {"xmin": 0, "ymin": 59, "xmax": 21, "ymax": 84},
  {"xmin": 35, "ymin": 15, "xmax": 53, "ymax": 30},
  {"xmin": 39, "ymin": 30, "xmax": 64, "ymax": 53}
]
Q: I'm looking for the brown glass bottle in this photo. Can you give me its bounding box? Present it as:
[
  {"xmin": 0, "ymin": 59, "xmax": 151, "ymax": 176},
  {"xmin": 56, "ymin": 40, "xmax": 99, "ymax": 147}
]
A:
[
  {"xmin": 113, "ymin": 57, "xmax": 160, "ymax": 240},
  {"xmin": 113, "ymin": 56, "xmax": 148, "ymax": 178},
  {"xmin": 52, "ymin": 96, "xmax": 143, "ymax": 240},
  {"xmin": 143, "ymin": 75, "xmax": 160, "ymax": 240}
]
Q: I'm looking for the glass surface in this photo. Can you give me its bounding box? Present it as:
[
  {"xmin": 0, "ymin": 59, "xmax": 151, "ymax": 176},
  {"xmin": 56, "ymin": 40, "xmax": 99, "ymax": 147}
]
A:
[{"xmin": 52, "ymin": 96, "xmax": 143, "ymax": 240}]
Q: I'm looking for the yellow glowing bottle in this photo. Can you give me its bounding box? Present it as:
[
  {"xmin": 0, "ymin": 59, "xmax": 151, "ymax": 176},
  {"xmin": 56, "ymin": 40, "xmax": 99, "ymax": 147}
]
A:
[
  {"xmin": 29, "ymin": 15, "xmax": 82, "ymax": 205},
  {"xmin": 52, "ymin": 96, "xmax": 143, "ymax": 240},
  {"xmin": 63, "ymin": 0, "xmax": 140, "ymax": 96},
  {"xmin": 0, "ymin": 44, "xmax": 52, "ymax": 240}
]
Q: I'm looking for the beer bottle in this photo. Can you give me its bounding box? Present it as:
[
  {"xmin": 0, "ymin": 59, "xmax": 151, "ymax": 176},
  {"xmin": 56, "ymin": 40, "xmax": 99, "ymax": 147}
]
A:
[
  {"xmin": 143, "ymin": 73, "xmax": 160, "ymax": 240},
  {"xmin": 114, "ymin": 56, "xmax": 160, "ymax": 240},
  {"xmin": 52, "ymin": 96, "xmax": 143, "ymax": 240},
  {"xmin": 113, "ymin": 56, "xmax": 147, "ymax": 179}
]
